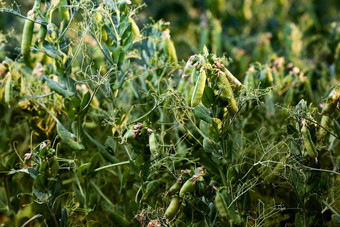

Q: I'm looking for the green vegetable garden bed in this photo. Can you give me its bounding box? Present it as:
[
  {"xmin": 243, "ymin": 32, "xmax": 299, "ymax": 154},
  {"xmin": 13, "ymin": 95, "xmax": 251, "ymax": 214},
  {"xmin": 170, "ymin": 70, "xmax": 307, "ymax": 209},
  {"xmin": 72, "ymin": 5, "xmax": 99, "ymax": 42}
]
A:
[{"xmin": 0, "ymin": 0, "xmax": 340, "ymax": 226}]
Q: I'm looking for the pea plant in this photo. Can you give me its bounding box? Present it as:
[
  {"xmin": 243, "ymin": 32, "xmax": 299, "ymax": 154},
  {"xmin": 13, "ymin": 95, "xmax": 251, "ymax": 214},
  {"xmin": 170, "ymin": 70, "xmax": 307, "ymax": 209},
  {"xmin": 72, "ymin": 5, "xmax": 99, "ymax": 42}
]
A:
[{"xmin": 0, "ymin": 0, "xmax": 340, "ymax": 226}]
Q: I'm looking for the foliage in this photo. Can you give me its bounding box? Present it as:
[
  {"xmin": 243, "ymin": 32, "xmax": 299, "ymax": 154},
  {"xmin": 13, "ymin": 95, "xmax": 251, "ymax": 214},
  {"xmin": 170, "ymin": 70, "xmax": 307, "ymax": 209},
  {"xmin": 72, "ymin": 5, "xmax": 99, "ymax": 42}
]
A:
[{"xmin": 0, "ymin": 0, "xmax": 340, "ymax": 226}]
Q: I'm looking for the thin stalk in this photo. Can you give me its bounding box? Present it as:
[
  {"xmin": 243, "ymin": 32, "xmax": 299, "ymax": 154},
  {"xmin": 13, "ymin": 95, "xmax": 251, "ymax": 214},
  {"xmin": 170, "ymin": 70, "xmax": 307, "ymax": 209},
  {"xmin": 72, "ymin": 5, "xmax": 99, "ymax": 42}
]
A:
[
  {"xmin": 90, "ymin": 181, "xmax": 114, "ymax": 206},
  {"xmin": 94, "ymin": 161, "xmax": 130, "ymax": 172}
]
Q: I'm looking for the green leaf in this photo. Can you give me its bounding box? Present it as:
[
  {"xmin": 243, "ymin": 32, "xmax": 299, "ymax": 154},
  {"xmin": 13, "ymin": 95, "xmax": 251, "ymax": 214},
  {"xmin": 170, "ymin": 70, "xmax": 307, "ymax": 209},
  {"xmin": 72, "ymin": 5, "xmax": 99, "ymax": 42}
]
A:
[
  {"xmin": 199, "ymin": 120, "xmax": 210, "ymax": 138},
  {"xmin": 60, "ymin": 208, "xmax": 68, "ymax": 227},
  {"xmin": 79, "ymin": 91, "xmax": 91, "ymax": 120},
  {"xmin": 141, "ymin": 180, "xmax": 160, "ymax": 201},
  {"xmin": 65, "ymin": 97, "xmax": 80, "ymax": 121},
  {"xmin": 193, "ymin": 104, "xmax": 212, "ymax": 123},
  {"xmin": 102, "ymin": 202, "xmax": 131, "ymax": 227},
  {"xmin": 197, "ymin": 147, "xmax": 219, "ymax": 175},
  {"xmin": 112, "ymin": 46, "xmax": 125, "ymax": 67},
  {"xmin": 333, "ymin": 118, "xmax": 340, "ymax": 139},
  {"xmin": 33, "ymin": 174, "xmax": 48, "ymax": 193},
  {"xmin": 73, "ymin": 184, "xmax": 85, "ymax": 206},
  {"xmin": 208, "ymin": 118, "xmax": 222, "ymax": 142},
  {"xmin": 202, "ymin": 86, "xmax": 215, "ymax": 108}
]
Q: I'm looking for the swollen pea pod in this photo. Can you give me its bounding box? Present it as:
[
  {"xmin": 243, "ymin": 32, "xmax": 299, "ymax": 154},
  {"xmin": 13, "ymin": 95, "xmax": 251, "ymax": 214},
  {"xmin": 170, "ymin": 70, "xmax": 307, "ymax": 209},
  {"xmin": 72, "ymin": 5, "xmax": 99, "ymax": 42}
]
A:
[
  {"xmin": 220, "ymin": 66, "xmax": 243, "ymax": 89},
  {"xmin": 58, "ymin": 0, "xmax": 70, "ymax": 25},
  {"xmin": 215, "ymin": 191, "xmax": 228, "ymax": 219},
  {"xmin": 33, "ymin": 0, "xmax": 41, "ymax": 12},
  {"xmin": 129, "ymin": 16, "xmax": 140, "ymax": 38},
  {"xmin": 179, "ymin": 179, "xmax": 195, "ymax": 197},
  {"xmin": 38, "ymin": 24, "xmax": 47, "ymax": 43},
  {"xmin": 94, "ymin": 10, "xmax": 108, "ymax": 42},
  {"xmin": 319, "ymin": 115, "xmax": 332, "ymax": 137},
  {"xmin": 322, "ymin": 85, "xmax": 340, "ymax": 115},
  {"xmin": 162, "ymin": 29, "xmax": 178, "ymax": 63},
  {"xmin": 47, "ymin": 23, "xmax": 59, "ymax": 42},
  {"xmin": 4, "ymin": 73, "xmax": 12, "ymax": 106},
  {"xmin": 168, "ymin": 178, "xmax": 182, "ymax": 196},
  {"xmin": 149, "ymin": 132, "xmax": 157, "ymax": 153},
  {"xmin": 211, "ymin": 18, "xmax": 222, "ymax": 55},
  {"xmin": 190, "ymin": 65, "xmax": 197, "ymax": 84},
  {"xmin": 182, "ymin": 55, "xmax": 195, "ymax": 78},
  {"xmin": 271, "ymin": 155, "xmax": 289, "ymax": 178},
  {"xmin": 218, "ymin": 70, "xmax": 238, "ymax": 115},
  {"xmin": 43, "ymin": 75, "xmax": 74, "ymax": 97},
  {"xmin": 191, "ymin": 67, "xmax": 207, "ymax": 107},
  {"xmin": 301, "ymin": 120, "xmax": 318, "ymax": 163},
  {"xmin": 266, "ymin": 66, "xmax": 274, "ymax": 84},
  {"xmin": 57, "ymin": 122, "xmax": 85, "ymax": 151},
  {"xmin": 164, "ymin": 197, "xmax": 180, "ymax": 220},
  {"xmin": 21, "ymin": 10, "xmax": 35, "ymax": 59}
]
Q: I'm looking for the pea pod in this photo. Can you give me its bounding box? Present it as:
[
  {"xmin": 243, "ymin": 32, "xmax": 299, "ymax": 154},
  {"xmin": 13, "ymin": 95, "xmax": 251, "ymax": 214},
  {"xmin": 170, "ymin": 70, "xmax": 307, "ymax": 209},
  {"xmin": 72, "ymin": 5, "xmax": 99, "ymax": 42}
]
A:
[
  {"xmin": 57, "ymin": 122, "xmax": 85, "ymax": 151},
  {"xmin": 319, "ymin": 115, "xmax": 332, "ymax": 137},
  {"xmin": 129, "ymin": 17, "xmax": 140, "ymax": 38},
  {"xmin": 168, "ymin": 178, "xmax": 182, "ymax": 196},
  {"xmin": 21, "ymin": 10, "xmax": 35, "ymax": 59},
  {"xmin": 191, "ymin": 67, "xmax": 206, "ymax": 107},
  {"xmin": 179, "ymin": 179, "xmax": 195, "ymax": 197},
  {"xmin": 149, "ymin": 132, "xmax": 157, "ymax": 153},
  {"xmin": 162, "ymin": 29, "xmax": 177, "ymax": 63},
  {"xmin": 58, "ymin": 0, "xmax": 70, "ymax": 25},
  {"xmin": 301, "ymin": 120, "xmax": 318, "ymax": 163},
  {"xmin": 38, "ymin": 24, "xmax": 47, "ymax": 43},
  {"xmin": 221, "ymin": 66, "xmax": 243, "ymax": 89},
  {"xmin": 47, "ymin": 23, "xmax": 59, "ymax": 42},
  {"xmin": 4, "ymin": 73, "xmax": 12, "ymax": 106},
  {"xmin": 33, "ymin": 0, "xmax": 41, "ymax": 12},
  {"xmin": 164, "ymin": 197, "xmax": 180, "ymax": 220},
  {"xmin": 215, "ymin": 191, "xmax": 228, "ymax": 219},
  {"xmin": 183, "ymin": 55, "xmax": 195, "ymax": 78},
  {"xmin": 218, "ymin": 70, "xmax": 238, "ymax": 115}
]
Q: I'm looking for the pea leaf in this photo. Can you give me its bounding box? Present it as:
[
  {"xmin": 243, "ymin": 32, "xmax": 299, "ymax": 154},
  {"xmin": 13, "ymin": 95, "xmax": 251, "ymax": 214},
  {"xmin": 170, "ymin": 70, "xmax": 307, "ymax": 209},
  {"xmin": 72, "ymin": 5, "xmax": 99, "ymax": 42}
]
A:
[{"xmin": 202, "ymin": 86, "xmax": 215, "ymax": 108}]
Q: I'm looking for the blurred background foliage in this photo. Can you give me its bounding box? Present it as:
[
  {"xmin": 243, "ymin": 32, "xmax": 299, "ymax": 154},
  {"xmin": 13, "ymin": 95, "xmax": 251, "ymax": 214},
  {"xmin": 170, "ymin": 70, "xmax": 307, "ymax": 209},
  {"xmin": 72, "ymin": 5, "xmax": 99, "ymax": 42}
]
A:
[
  {"xmin": 0, "ymin": 0, "xmax": 340, "ymax": 226},
  {"xmin": 2, "ymin": 0, "xmax": 340, "ymax": 78}
]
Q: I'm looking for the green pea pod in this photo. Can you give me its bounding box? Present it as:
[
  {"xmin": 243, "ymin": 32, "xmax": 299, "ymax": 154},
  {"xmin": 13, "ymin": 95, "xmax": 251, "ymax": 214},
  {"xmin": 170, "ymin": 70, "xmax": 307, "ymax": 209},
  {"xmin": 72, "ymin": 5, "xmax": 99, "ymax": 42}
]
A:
[
  {"xmin": 58, "ymin": 0, "xmax": 70, "ymax": 25},
  {"xmin": 162, "ymin": 29, "xmax": 177, "ymax": 63},
  {"xmin": 149, "ymin": 132, "xmax": 157, "ymax": 153},
  {"xmin": 266, "ymin": 66, "xmax": 274, "ymax": 84},
  {"xmin": 183, "ymin": 55, "xmax": 195, "ymax": 78},
  {"xmin": 129, "ymin": 17, "xmax": 140, "ymax": 37},
  {"xmin": 215, "ymin": 191, "xmax": 228, "ymax": 219},
  {"xmin": 43, "ymin": 75, "xmax": 74, "ymax": 97},
  {"xmin": 57, "ymin": 122, "xmax": 85, "ymax": 150},
  {"xmin": 164, "ymin": 197, "xmax": 180, "ymax": 220},
  {"xmin": 38, "ymin": 24, "xmax": 47, "ymax": 43},
  {"xmin": 168, "ymin": 182, "xmax": 182, "ymax": 196},
  {"xmin": 319, "ymin": 115, "xmax": 332, "ymax": 137},
  {"xmin": 4, "ymin": 73, "xmax": 12, "ymax": 106},
  {"xmin": 21, "ymin": 10, "xmax": 35, "ymax": 59},
  {"xmin": 221, "ymin": 66, "xmax": 243, "ymax": 89},
  {"xmin": 185, "ymin": 84, "xmax": 194, "ymax": 106},
  {"xmin": 190, "ymin": 66, "xmax": 197, "ymax": 84},
  {"xmin": 47, "ymin": 23, "xmax": 59, "ymax": 41},
  {"xmin": 168, "ymin": 178, "xmax": 182, "ymax": 196},
  {"xmin": 179, "ymin": 179, "xmax": 195, "ymax": 197},
  {"xmin": 211, "ymin": 19, "xmax": 222, "ymax": 55},
  {"xmin": 218, "ymin": 71, "xmax": 238, "ymax": 115},
  {"xmin": 33, "ymin": 0, "xmax": 41, "ymax": 12},
  {"xmin": 191, "ymin": 67, "xmax": 207, "ymax": 107},
  {"xmin": 301, "ymin": 122, "xmax": 318, "ymax": 162}
]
